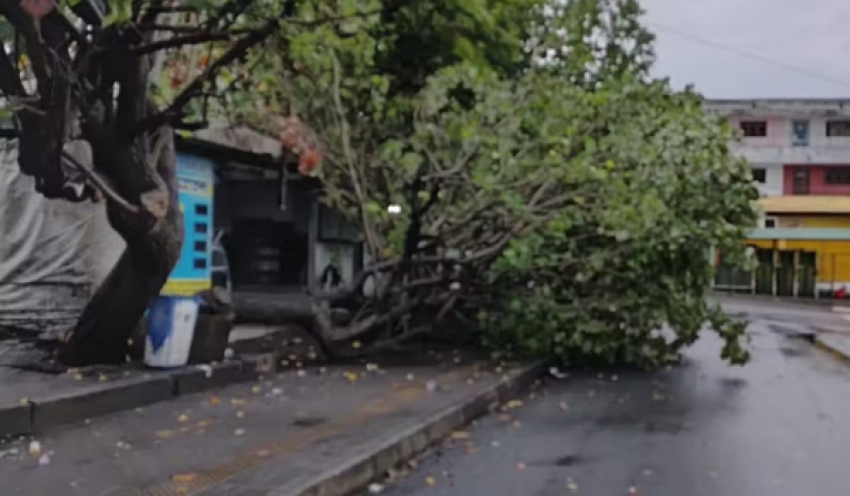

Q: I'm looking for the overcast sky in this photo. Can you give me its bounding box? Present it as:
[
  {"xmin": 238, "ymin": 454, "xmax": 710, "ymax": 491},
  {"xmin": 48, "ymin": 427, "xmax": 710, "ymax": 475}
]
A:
[{"xmin": 640, "ymin": 0, "xmax": 850, "ymax": 98}]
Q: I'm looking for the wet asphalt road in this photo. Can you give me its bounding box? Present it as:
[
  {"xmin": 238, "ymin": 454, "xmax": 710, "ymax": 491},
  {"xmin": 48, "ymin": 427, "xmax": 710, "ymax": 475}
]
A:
[{"xmin": 371, "ymin": 303, "xmax": 850, "ymax": 496}]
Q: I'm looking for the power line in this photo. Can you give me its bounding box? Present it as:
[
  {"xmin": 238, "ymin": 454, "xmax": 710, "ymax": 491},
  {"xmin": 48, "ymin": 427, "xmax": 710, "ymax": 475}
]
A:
[{"xmin": 646, "ymin": 21, "xmax": 850, "ymax": 90}]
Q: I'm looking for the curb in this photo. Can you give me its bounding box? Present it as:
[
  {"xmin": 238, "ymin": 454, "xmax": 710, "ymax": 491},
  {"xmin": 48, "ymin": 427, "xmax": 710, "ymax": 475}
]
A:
[
  {"xmin": 814, "ymin": 335, "xmax": 850, "ymax": 365},
  {"xmin": 269, "ymin": 359, "xmax": 552, "ymax": 496},
  {"xmin": 0, "ymin": 359, "xmax": 261, "ymax": 439},
  {"xmin": 712, "ymin": 292, "xmax": 850, "ymax": 309}
]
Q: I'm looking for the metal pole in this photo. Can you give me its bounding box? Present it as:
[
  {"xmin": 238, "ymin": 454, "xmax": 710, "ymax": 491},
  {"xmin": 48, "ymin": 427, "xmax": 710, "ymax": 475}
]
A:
[{"xmin": 832, "ymin": 253, "xmax": 836, "ymax": 298}]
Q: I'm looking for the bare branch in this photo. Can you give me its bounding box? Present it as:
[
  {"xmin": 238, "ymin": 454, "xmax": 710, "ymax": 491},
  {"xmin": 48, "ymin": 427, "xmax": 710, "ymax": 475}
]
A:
[{"xmin": 61, "ymin": 150, "xmax": 140, "ymax": 214}]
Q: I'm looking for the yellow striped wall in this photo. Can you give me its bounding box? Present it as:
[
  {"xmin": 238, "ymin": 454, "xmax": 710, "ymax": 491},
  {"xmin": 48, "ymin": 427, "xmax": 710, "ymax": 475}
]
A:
[
  {"xmin": 745, "ymin": 238, "xmax": 850, "ymax": 285},
  {"xmin": 777, "ymin": 215, "xmax": 850, "ymax": 229}
]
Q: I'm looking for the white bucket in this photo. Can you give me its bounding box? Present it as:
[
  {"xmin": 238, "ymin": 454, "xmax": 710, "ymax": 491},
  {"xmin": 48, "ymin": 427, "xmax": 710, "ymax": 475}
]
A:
[{"xmin": 144, "ymin": 296, "xmax": 200, "ymax": 368}]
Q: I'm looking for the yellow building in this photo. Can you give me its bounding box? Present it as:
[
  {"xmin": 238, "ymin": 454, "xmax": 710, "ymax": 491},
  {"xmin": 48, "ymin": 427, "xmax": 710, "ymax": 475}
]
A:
[{"xmin": 715, "ymin": 196, "xmax": 850, "ymax": 298}]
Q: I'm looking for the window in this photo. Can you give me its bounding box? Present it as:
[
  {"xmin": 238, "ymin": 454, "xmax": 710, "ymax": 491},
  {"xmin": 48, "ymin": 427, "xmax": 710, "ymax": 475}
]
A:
[
  {"xmin": 740, "ymin": 121, "xmax": 767, "ymax": 137},
  {"xmin": 194, "ymin": 241, "xmax": 207, "ymax": 253},
  {"xmin": 318, "ymin": 204, "xmax": 361, "ymax": 243},
  {"xmin": 751, "ymin": 168, "xmax": 766, "ymax": 184},
  {"xmin": 764, "ymin": 217, "xmax": 777, "ymax": 229},
  {"xmin": 194, "ymin": 222, "xmax": 208, "ymax": 234},
  {"xmin": 827, "ymin": 120, "xmax": 850, "ymax": 137},
  {"xmin": 193, "ymin": 258, "xmax": 208, "ymax": 270},
  {"xmin": 195, "ymin": 204, "xmax": 209, "ymax": 216},
  {"xmin": 791, "ymin": 120, "xmax": 809, "ymax": 146},
  {"xmin": 825, "ymin": 167, "xmax": 850, "ymax": 185}
]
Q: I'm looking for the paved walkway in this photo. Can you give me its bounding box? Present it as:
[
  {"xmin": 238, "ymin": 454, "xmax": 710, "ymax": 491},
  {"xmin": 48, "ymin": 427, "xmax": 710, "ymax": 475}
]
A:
[{"xmin": 0, "ymin": 350, "xmax": 524, "ymax": 496}]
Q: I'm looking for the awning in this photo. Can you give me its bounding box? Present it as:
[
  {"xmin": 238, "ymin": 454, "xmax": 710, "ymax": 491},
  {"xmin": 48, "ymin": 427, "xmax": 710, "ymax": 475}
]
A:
[{"xmin": 757, "ymin": 196, "xmax": 850, "ymax": 215}]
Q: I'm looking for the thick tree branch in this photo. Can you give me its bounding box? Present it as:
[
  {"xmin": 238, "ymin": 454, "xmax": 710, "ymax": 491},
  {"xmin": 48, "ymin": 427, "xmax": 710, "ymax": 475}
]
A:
[
  {"xmin": 134, "ymin": 13, "xmax": 284, "ymax": 135},
  {"xmin": 60, "ymin": 149, "xmax": 140, "ymax": 214},
  {"xmin": 131, "ymin": 31, "xmax": 233, "ymax": 54}
]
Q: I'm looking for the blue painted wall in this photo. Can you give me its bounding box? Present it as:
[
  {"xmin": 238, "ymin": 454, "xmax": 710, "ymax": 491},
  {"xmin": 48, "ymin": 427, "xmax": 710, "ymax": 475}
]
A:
[{"xmin": 162, "ymin": 152, "xmax": 215, "ymax": 296}]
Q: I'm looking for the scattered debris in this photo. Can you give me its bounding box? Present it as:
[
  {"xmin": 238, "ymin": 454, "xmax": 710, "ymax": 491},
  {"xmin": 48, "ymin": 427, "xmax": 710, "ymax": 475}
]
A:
[
  {"xmin": 406, "ymin": 373, "xmax": 415, "ymax": 381},
  {"xmin": 425, "ymin": 380, "xmax": 437, "ymax": 392},
  {"xmin": 178, "ymin": 414, "xmax": 189, "ymax": 423},
  {"xmin": 171, "ymin": 473, "xmax": 198, "ymax": 483},
  {"xmin": 366, "ymin": 363, "xmax": 379, "ymax": 372},
  {"xmin": 516, "ymin": 462, "xmax": 526, "ymax": 471},
  {"xmin": 368, "ymin": 483, "xmax": 385, "ymax": 494},
  {"xmin": 251, "ymin": 385, "xmax": 262, "ymax": 394},
  {"xmin": 234, "ymin": 428, "xmax": 246, "ymax": 436},
  {"xmin": 197, "ymin": 365, "xmax": 214, "ymax": 378},
  {"xmin": 343, "ymin": 371, "xmax": 359, "ymax": 382},
  {"xmin": 549, "ymin": 367, "xmax": 568, "ymax": 379},
  {"xmin": 28, "ymin": 440, "xmax": 41, "ymax": 456},
  {"xmin": 0, "ymin": 447, "xmax": 20, "ymax": 459},
  {"xmin": 38, "ymin": 453, "xmax": 52, "ymax": 466},
  {"xmin": 270, "ymin": 388, "xmax": 284, "ymax": 396},
  {"xmin": 451, "ymin": 431, "xmax": 471, "ymax": 440},
  {"xmin": 559, "ymin": 401, "xmax": 570, "ymax": 411},
  {"xmin": 424, "ymin": 476, "xmax": 436, "ymax": 486},
  {"xmin": 223, "ymin": 348, "xmax": 235, "ymax": 360},
  {"xmin": 629, "ymin": 486, "xmax": 637, "ymax": 495},
  {"xmin": 296, "ymin": 370, "xmax": 307, "ymax": 377},
  {"xmin": 566, "ymin": 477, "xmax": 579, "ymax": 492},
  {"xmin": 208, "ymin": 396, "xmax": 221, "ymax": 406}
]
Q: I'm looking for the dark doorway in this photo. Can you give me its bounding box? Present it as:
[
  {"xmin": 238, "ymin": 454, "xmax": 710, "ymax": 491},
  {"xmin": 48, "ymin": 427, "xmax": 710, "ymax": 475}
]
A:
[
  {"xmin": 792, "ymin": 168, "xmax": 810, "ymax": 195},
  {"xmin": 228, "ymin": 220, "xmax": 308, "ymax": 289}
]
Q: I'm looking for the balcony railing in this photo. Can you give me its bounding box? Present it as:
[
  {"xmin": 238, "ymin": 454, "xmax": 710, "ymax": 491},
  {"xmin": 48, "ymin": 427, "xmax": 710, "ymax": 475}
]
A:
[{"xmin": 730, "ymin": 144, "xmax": 850, "ymax": 164}]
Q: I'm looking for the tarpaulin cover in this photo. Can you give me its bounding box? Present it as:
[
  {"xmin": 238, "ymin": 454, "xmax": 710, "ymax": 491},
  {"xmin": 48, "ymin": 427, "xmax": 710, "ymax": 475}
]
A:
[{"xmin": 0, "ymin": 139, "xmax": 123, "ymax": 337}]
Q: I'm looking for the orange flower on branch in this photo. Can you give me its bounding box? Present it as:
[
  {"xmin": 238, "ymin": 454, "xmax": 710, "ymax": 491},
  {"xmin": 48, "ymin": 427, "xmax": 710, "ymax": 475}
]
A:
[
  {"xmin": 274, "ymin": 116, "xmax": 323, "ymax": 176},
  {"xmin": 298, "ymin": 149, "xmax": 323, "ymax": 175}
]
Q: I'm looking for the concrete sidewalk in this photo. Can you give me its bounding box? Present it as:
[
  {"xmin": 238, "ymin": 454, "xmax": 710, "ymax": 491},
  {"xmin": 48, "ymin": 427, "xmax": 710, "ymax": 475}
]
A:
[
  {"xmin": 0, "ymin": 325, "xmax": 313, "ymax": 438},
  {"xmin": 0, "ymin": 350, "xmax": 546, "ymax": 496}
]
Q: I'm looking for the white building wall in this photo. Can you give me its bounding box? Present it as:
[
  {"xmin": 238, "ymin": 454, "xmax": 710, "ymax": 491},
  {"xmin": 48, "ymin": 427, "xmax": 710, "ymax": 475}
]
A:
[
  {"xmin": 709, "ymin": 100, "xmax": 850, "ymax": 167},
  {"xmin": 751, "ymin": 163, "xmax": 783, "ymax": 197}
]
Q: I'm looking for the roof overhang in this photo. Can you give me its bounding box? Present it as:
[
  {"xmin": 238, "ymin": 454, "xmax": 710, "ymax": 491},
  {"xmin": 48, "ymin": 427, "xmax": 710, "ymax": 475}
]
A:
[{"xmin": 757, "ymin": 196, "xmax": 850, "ymax": 215}]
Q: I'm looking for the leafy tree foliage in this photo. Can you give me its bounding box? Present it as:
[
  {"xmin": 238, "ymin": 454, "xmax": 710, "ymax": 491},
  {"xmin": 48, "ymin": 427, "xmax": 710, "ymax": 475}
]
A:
[
  {"xmin": 233, "ymin": 0, "xmax": 758, "ymax": 366},
  {"xmin": 0, "ymin": 0, "xmax": 757, "ymax": 367}
]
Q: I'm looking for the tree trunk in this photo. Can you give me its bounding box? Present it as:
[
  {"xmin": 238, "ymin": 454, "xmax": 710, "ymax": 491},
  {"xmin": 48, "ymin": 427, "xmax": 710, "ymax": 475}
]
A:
[{"xmin": 58, "ymin": 134, "xmax": 183, "ymax": 366}]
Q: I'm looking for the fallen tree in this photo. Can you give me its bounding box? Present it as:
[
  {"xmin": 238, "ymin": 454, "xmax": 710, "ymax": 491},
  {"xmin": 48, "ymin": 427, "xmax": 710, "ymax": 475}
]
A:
[{"xmin": 241, "ymin": 0, "xmax": 759, "ymax": 366}]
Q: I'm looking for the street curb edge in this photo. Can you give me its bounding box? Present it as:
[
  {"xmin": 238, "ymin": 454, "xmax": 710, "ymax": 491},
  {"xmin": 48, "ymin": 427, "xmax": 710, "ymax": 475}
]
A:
[
  {"xmin": 272, "ymin": 358, "xmax": 552, "ymax": 496},
  {"xmin": 814, "ymin": 335, "xmax": 850, "ymax": 365},
  {"xmin": 0, "ymin": 359, "xmax": 260, "ymax": 439}
]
